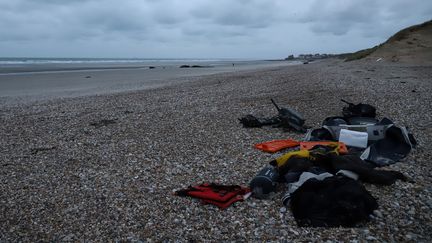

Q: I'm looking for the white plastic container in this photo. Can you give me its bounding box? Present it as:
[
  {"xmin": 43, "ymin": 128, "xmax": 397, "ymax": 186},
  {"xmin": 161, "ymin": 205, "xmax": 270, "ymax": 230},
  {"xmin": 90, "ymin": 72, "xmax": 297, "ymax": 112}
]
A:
[{"xmin": 338, "ymin": 129, "xmax": 368, "ymax": 148}]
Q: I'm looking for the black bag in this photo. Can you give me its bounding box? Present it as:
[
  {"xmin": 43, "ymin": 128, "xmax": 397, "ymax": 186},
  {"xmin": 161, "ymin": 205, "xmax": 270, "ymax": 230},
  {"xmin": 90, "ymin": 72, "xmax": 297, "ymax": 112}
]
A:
[{"xmin": 341, "ymin": 99, "xmax": 376, "ymax": 118}]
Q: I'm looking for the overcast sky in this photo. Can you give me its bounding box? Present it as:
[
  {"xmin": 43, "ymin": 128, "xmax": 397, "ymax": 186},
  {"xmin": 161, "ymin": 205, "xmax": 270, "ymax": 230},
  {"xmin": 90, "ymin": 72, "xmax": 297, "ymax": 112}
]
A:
[{"xmin": 0, "ymin": 0, "xmax": 431, "ymax": 59}]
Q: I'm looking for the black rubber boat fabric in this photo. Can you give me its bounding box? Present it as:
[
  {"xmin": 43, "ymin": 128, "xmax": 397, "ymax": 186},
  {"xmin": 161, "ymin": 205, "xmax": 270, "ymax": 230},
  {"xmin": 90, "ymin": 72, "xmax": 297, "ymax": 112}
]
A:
[
  {"xmin": 289, "ymin": 176, "xmax": 378, "ymax": 227},
  {"xmin": 361, "ymin": 126, "xmax": 412, "ymax": 166}
]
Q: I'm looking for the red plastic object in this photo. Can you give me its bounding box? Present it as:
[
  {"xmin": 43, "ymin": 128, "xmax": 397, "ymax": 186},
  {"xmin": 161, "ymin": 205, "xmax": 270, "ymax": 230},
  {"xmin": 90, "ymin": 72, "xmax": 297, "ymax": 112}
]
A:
[
  {"xmin": 184, "ymin": 184, "xmax": 244, "ymax": 202},
  {"xmin": 254, "ymin": 139, "xmax": 300, "ymax": 153},
  {"xmin": 202, "ymin": 195, "xmax": 244, "ymax": 209},
  {"xmin": 175, "ymin": 183, "xmax": 251, "ymax": 209}
]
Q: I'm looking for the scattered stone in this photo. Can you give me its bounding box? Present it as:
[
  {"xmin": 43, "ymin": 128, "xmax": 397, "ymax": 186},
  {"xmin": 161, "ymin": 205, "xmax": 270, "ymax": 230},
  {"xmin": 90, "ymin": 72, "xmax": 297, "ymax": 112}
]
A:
[
  {"xmin": 366, "ymin": 236, "xmax": 377, "ymax": 241},
  {"xmin": 405, "ymin": 234, "xmax": 413, "ymax": 240},
  {"xmin": 408, "ymin": 208, "xmax": 416, "ymax": 215},
  {"xmin": 1, "ymin": 59, "xmax": 431, "ymax": 241},
  {"xmin": 289, "ymin": 228, "xmax": 299, "ymax": 236},
  {"xmin": 373, "ymin": 210, "xmax": 383, "ymax": 218},
  {"xmin": 62, "ymin": 234, "xmax": 75, "ymax": 241}
]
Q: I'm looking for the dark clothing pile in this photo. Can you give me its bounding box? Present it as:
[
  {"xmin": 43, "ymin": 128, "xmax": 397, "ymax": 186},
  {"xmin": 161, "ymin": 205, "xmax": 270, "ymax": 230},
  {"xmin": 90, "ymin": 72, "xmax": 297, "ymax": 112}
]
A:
[
  {"xmin": 279, "ymin": 153, "xmax": 407, "ymax": 186},
  {"xmin": 290, "ymin": 175, "xmax": 378, "ymax": 227},
  {"xmin": 276, "ymin": 152, "xmax": 406, "ymax": 227}
]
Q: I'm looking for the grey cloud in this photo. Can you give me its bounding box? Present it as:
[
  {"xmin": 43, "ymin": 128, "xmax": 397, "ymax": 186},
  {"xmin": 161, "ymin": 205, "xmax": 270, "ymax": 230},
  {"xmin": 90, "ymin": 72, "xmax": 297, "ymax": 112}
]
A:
[
  {"xmin": 299, "ymin": 0, "xmax": 380, "ymax": 35},
  {"xmin": 154, "ymin": 14, "xmax": 182, "ymax": 25},
  {"xmin": 0, "ymin": 0, "xmax": 153, "ymax": 41},
  {"xmin": 215, "ymin": 11, "xmax": 270, "ymax": 28},
  {"xmin": 190, "ymin": 0, "xmax": 278, "ymax": 28},
  {"xmin": 299, "ymin": 0, "xmax": 432, "ymax": 37},
  {"xmin": 0, "ymin": 0, "xmax": 431, "ymax": 58},
  {"xmin": 78, "ymin": 7, "xmax": 146, "ymax": 32},
  {"xmin": 182, "ymin": 24, "xmax": 250, "ymax": 41}
]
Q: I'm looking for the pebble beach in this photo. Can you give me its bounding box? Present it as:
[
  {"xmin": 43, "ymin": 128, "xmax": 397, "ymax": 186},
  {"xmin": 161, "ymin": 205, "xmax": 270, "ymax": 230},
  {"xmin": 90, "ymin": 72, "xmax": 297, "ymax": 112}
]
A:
[{"xmin": 1, "ymin": 59, "xmax": 431, "ymax": 241}]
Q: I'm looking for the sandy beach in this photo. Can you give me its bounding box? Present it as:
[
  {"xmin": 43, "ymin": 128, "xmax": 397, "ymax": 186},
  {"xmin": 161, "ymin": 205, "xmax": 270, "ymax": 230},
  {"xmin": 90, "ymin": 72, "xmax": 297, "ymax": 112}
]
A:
[{"xmin": 1, "ymin": 59, "xmax": 431, "ymax": 241}]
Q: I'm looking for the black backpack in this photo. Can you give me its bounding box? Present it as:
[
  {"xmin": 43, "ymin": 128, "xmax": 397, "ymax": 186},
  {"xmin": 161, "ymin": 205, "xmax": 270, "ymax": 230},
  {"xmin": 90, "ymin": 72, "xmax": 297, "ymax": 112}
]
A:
[{"xmin": 341, "ymin": 99, "xmax": 376, "ymax": 118}]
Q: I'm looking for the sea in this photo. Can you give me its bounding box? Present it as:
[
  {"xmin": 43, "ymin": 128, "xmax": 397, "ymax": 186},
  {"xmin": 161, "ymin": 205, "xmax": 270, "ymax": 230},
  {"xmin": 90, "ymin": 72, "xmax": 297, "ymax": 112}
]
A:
[
  {"xmin": 0, "ymin": 57, "xmax": 265, "ymax": 67},
  {"xmin": 0, "ymin": 57, "xmax": 234, "ymax": 64},
  {"xmin": 0, "ymin": 57, "xmax": 276, "ymax": 74}
]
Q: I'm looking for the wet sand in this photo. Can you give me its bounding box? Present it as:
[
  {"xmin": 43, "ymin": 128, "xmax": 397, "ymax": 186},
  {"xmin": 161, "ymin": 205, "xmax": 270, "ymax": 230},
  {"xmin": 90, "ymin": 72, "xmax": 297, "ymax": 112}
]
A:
[{"xmin": 0, "ymin": 60, "xmax": 298, "ymax": 104}]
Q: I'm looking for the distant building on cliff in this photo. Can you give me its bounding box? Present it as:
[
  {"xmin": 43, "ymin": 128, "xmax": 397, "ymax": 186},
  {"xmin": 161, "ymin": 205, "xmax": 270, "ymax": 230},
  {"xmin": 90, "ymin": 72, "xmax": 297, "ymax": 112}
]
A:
[
  {"xmin": 297, "ymin": 53, "xmax": 334, "ymax": 60},
  {"xmin": 285, "ymin": 55, "xmax": 294, "ymax": 60}
]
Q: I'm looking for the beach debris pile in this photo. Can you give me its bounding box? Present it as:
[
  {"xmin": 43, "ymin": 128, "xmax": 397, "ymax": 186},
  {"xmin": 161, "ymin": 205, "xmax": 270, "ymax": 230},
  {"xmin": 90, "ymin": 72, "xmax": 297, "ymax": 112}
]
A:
[
  {"xmin": 248, "ymin": 99, "xmax": 416, "ymax": 227},
  {"xmin": 176, "ymin": 99, "xmax": 416, "ymax": 227}
]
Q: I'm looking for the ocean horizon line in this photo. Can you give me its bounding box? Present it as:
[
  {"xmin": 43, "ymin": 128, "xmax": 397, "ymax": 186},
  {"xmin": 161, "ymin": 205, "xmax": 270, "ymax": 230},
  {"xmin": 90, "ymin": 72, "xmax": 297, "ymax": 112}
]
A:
[{"xmin": 0, "ymin": 57, "xmax": 277, "ymax": 65}]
